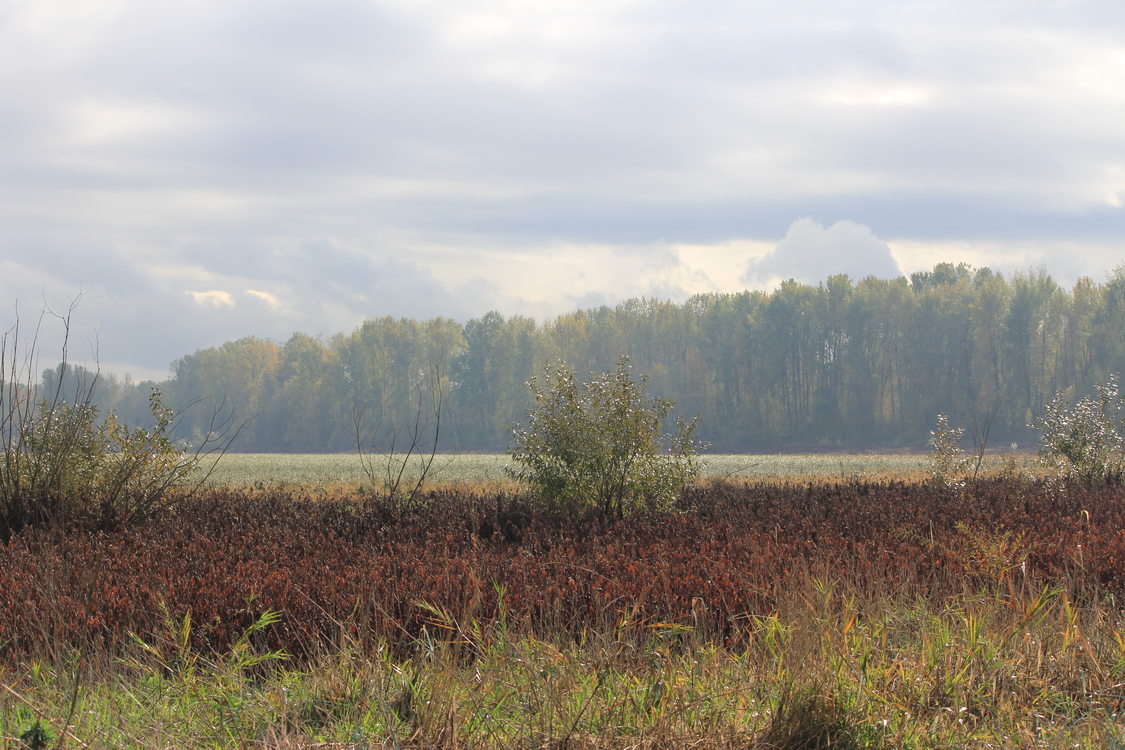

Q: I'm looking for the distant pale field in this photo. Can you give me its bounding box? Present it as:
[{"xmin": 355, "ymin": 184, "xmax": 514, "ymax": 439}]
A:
[{"xmin": 198, "ymin": 452, "xmax": 1036, "ymax": 488}]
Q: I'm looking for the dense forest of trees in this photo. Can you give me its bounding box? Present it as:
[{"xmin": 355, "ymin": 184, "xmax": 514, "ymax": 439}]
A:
[{"xmin": 57, "ymin": 263, "xmax": 1125, "ymax": 452}]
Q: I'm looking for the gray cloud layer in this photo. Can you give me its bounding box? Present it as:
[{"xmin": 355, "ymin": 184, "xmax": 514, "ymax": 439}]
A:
[{"xmin": 1, "ymin": 0, "xmax": 1123, "ymax": 373}]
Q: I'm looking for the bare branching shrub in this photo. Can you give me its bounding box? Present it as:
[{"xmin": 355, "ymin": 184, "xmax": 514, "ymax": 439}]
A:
[
  {"xmin": 507, "ymin": 356, "xmax": 704, "ymax": 518},
  {"xmin": 1031, "ymin": 374, "xmax": 1123, "ymax": 484},
  {"xmin": 353, "ymin": 359, "xmax": 445, "ymax": 512}
]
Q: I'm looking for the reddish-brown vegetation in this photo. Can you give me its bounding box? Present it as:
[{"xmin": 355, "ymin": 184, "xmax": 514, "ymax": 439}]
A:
[{"xmin": 1, "ymin": 478, "xmax": 1122, "ymax": 664}]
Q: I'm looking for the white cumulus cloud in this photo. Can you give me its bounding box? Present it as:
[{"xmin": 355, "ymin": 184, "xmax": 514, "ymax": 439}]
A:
[{"xmin": 744, "ymin": 219, "xmax": 904, "ymax": 286}]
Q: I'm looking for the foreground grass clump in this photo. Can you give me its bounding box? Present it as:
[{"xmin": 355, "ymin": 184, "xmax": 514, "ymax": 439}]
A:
[
  {"xmin": 4, "ymin": 575, "xmax": 1125, "ymax": 748},
  {"xmin": 2, "ymin": 478, "xmax": 1125, "ymax": 747}
]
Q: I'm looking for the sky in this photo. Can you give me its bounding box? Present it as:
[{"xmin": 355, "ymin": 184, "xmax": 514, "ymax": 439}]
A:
[{"xmin": 1, "ymin": 0, "xmax": 1123, "ymax": 380}]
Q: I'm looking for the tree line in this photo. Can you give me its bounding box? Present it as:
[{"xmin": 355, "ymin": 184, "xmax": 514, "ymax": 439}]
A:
[{"xmin": 57, "ymin": 263, "xmax": 1125, "ymax": 452}]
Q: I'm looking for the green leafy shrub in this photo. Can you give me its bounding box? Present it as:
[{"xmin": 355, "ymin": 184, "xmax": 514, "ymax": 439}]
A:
[
  {"xmin": 1031, "ymin": 374, "xmax": 1123, "ymax": 483},
  {"xmin": 1, "ymin": 387, "xmax": 199, "ymax": 536},
  {"xmin": 1, "ymin": 307, "xmax": 241, "ymax": 539},
  {"xmin": 507, "ymin": 356, "xmax": 703, "ymax": 518}
]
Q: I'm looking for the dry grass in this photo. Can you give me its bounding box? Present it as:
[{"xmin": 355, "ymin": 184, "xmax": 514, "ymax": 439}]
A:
[
  {"xmin": 4, "ymin": 573, "xmax": 1124, "ymax": 748},
  {"xmin": 2, "ymin": 477, "xmax": 1123, "ymax": 748}
]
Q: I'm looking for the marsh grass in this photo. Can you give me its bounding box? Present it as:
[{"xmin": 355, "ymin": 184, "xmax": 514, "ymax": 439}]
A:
[
  {"xmin": 4, "ymin": 569, "xmax": 1125, "ymax": 748},
  {"xmin": 3, "ymin": 476, "xmax": 1121, "ymax": 748}
]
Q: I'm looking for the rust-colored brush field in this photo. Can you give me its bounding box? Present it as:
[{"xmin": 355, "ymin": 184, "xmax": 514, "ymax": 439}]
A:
[{"xmin": 2, "ymin": 478, "xmax": 1123, "ymax": 664}]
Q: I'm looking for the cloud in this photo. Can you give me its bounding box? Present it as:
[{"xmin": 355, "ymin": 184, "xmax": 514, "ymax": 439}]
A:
[
  {"xmin": 187, "ymin": 290, "xmax": 234, "ymax": 307},
  {"xmin": 743, "ymin": 219, "xmax": 903, "ymax": 286},
  {"xmin": 3, "ymin": 0, "xmax": 1125, "ymax": 377},
  {"xmin": 0, "ymin": 241, "xmax": 489, "ymax": 377},
  {"xmin": 244, "ymin": 289, "xmax": 282, "ymax": 310}
]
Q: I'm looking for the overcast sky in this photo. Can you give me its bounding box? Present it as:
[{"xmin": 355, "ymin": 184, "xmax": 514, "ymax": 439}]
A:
[{"xmin": 2, "ymin": 0, "xmax": 1123, "ymax": 379}]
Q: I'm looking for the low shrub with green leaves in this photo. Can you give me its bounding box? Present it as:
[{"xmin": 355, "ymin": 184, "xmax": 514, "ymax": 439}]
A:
[
  {"xmin": 507, "ymin": 356, "xmax": 703, "ymax": 518},
  {"xmin": 1, "ymin": 387, "xmax": 198, "ymax": 537}
]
